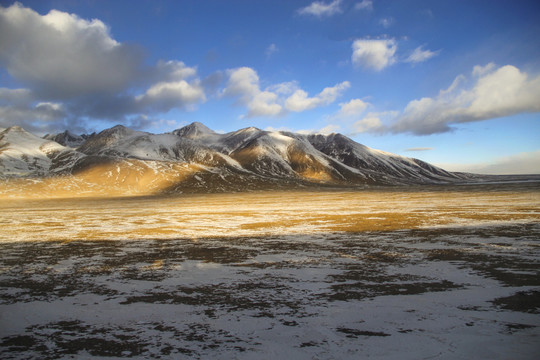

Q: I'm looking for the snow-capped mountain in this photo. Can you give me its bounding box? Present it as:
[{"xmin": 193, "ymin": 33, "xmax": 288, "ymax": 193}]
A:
[
  {"xmin": 0, "ymin": 126, "xmax": 84, "ymax": 177},
  {"xmin": 0, "ymin": 122, "xmax": 473, "ymax": 194},
  {"xmin": 306, "ymin": 133, "xmax": 459, "ymax": 183}
]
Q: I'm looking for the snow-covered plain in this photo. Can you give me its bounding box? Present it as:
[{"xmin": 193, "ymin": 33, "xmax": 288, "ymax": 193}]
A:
[{"xmin": 0, "ymin": 184, "xmax": 539, "ymax": 359}]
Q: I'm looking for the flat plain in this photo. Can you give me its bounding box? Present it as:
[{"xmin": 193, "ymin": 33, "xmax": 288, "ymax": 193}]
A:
[{"xmin": 0, "ymin": 182, "xmax": 539, "ymax": 359}]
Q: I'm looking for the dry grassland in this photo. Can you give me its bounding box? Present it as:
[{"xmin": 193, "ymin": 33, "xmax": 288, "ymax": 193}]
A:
[
  {"xmin": 0, "ymin": 183, "xmax": 538, "ymax": 242},
  {"xmin": 0, "ymin": 183, "xmax": 539, "ymax": 359}
]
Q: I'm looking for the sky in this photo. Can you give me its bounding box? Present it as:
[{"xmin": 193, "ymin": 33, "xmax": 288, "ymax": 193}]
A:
[{"xmin": 0, "ymin": 0, "xmax": 539, "ymax": 174}]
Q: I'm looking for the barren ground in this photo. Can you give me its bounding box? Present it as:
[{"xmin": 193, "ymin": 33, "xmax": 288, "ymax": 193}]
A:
[{"xmin": 0, "ymin": 183, "xmax": 539, "ymax": 359}]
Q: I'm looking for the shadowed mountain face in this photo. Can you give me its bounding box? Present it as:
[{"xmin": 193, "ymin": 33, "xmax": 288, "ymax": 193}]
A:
[
  {"xmin": 43, "ymin": 130, "xmax": 95, "ymax": 148},
  {"xmin": 0, "ymin": 122, "xmax": 472, "ymax": 194}
]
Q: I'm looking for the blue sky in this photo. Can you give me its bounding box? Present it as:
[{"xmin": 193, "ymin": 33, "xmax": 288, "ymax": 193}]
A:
[{"xmin": 0, "ymin": 0, "xmax": 539, "ymax": 174}]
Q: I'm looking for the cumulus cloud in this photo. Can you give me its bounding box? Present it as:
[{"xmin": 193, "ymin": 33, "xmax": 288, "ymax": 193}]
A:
[
  {"xmin": 391, "ymin": 64, "xmax": 540, "ymax": 135},
  {"xmin": 136, "ymin": 80, "xmax": 206, "ymax": 113},
  {"xmin": 222, "ymin": 67, "xmax": 349, "ymax": 118},
  {"xmin": 134, "ymin": 60, "xmax": 206, "ymax": 113},
  {"xmin": 351, "ymin": 64, "xmax": 540, "ymax": 136},
  {"xmin": 0, "ymin": 87, "xmax": 67, "ymax": 133},
  {"xmin": 353, "ymin": 114, "xmax": 386, "ymax": 133},
  {"xmin": 152, "ymin": 60, "xmax": 198, "ymax": 82},
  {"xmin": 285, "ymin": 81, "xmax": 350, "ymax": 112},
  {"xmin": 405, "ymin": 46, "xmax": 440, "ymax": 64},
  {"xmin": 0, "ymin": 3, "xmax": 142, "ymax": 99},
  {"xmin": 0, "ymin": 102, "xmax": 66, "ymax": 131},
  {"xmin": 221, "ymin": 67, "xmax": 283, "ymax": 117},
  {"xmin": 351, "ymin": 40, "xmax": 438, "ymax": 71},
  {"xmin": 336, "ymin": 98, "xmax": 369, "ymax": 117},
  {"xmin": 248, "ymin": 92, "xmax": 283, "ymax": 118},
  {"xmin": 352, "ymin": 39, "xmax": 397, "ymax": 71},
  {"xmin": 221, "ymin": 67, "xmax": 260, "ymax": 103},
  {"xmin": 319, "ymin": 98, "xmax": 370, "ymax": 137},
  {"xmin": 0, "ymin": 3, "xmax": 206, "ymax": 132},
  {"xmin": 297, "ymin": 0, "xmax": 342, "ymax": 17}
]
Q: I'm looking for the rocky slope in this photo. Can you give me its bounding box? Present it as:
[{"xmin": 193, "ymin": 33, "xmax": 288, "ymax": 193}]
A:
[
  {"xmin": 0, "ymin": 122, "xmax": 473, "ymax": 196},
  {"xmin": 43, "ymin": 130, "xmax": 95, "ymax": 148}
]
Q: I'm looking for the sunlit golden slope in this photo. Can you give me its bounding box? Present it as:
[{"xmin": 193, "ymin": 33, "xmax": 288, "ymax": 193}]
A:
[{"xmin": 0, "ymin": 159, "xmax": 204, "ymax": 198}]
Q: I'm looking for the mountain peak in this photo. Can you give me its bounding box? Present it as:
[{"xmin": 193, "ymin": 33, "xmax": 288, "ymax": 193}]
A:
[
  {"xmin": 173, "ymin": 122, "xmax": 216, "ymax": 139},
  {"xmin": 63, "ymin": 129, "xmax": 79, "ymax": 138},
  {"xmin": 1, "ymin": 123, "xmax": 471, "ymax": 187},
  {"xmin": 238, "ymin": 126, "xmax": 261, "ymax": 133},
  {"xmin": 43, "ymin": 130, "xmax": 86, "ymax": 148},
  {"xmin": 191, "ymin": 121, "xmax": 213, "ymax": 130},
  {"xmin": 3, "ymin": 125, "xmax": 28, "ymax": 134},
  {"xmin": 98, "ymin": 124, "xmax": 142, "ymax": 138},
  {"xmin": 109, "ymin": 124, "xmax": 128, "ymax": 131}
]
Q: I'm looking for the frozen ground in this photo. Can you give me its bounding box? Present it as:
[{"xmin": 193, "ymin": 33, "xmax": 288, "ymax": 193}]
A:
[{"xmin": 0, "ymin": 184, "xmax": 539, "ymax": 359}]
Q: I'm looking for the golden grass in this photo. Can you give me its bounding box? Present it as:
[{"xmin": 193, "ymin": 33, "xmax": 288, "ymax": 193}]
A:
[
  {"xmin": 0, "ymin": 160, "xmax": 204, "ymax": 199},
  {"xmin": 0, "ymin": 186, "xmax": 538, "ymax": 241}
]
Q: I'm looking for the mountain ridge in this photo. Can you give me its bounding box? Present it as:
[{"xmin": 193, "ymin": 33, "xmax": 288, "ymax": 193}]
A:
[{"xmin": 0, "ymin": 122, "xmax": 504, "ymax": 196}]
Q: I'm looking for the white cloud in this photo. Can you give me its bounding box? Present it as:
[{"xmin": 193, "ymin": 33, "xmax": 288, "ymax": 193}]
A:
[
  {"xmin": 351, "ymin": 39, "xmax": 439, "ymax": 70},
  {"xmin": 221, "ymin": 67, "xmax": 261, "ymax": 102},
  {"xmin": 355, "ymin": 0, "xmax": 373, "ymax": 11},
  {"xmin": 135, "ymin": 60, "xmax": 206, "ymax": 112},
  {"xmin": 285, "ymin": 81, "xmax": 350, "ymax": 112},
  {"xmin": 337, "ymin": 98, "xmax": 369, "ymax": 117},
  {"xmin": 437, "ymin": 150, "xmax": 540, "ymax": 175},
  {"xmin": 0, "ymin": 99, "xmax": 66, "ymax": 133},
  {"xmin": 248, "ymin": 91, "xmax": 283, "ymax": 117},
  {"xmin": 379, "ymin": 17, "xmax": 394, "ymax": 28},
  {"xmin": 405, "ymin": 147, "xmax": 433, "ymax": 152},
  {"xmin": 265, "ymin": 43, "xmax": 278, "ymax": 58},
  {"xmin": 352, "ymin": 39, "xmax": 397, "ymax": 71},
  {"xmin": 297, "ymin": 0, "xmax": 342, "ymax": 17},
  {"xmin": 148, "ymin": 117, "xmax": 181, "ymax": 130},
  {"xmin": 467, "ymin": 65, "xmax": 540, "ymax": 118},
  {"xmin": 351, "ymin": 111, "xmax": 398, "ymax": 134},
  {"xmin": 136, "ymin": 80, "xmax": 206, "ymax": 112},
  {"xmin": 318, "ymin": 124, "xmax": 341, "ymax": 134},
  {"xmin": 153, "ymin": 60, "xmax": 198, "ymax": 82},
  {"xmin": 265, "ymin": 126, "xmax": 291, "ymax": 132},
  {"xmin": 405, "ymin": 46, "xmax": 440, "ymax": 63},
  {"xmin": 391, "ymin": 64, "xmax": 540, "ymax": 135},
  {"xmin": 325, "ymin": 98, "xmax": 370, "ymax": 135},
  {"xmin": 268, "ymin": 124, "xmax": 341, "ymax": 135},
  {"xmin": 472, "ymin": 63, "xmax": 496, "ymax": 77},
  {"xmin": 222, "ymin": 67, "xmax": 348, "ymax": 118},
  {"xmin": 350, "ymin": 63, "xmax": 540, "ymax": 136},
  {"xmin": 353, "ymin": 114, "xmax": 385, "ymax": 133},
  {"xmin": 221, "ymin": 67, "xmax": 283, "ymax": 117},
  {"xmin": 0, "ymin": 88, "xmax": 66, "ymax": 133},
  {"xmin": 268, "ymin": 81, "xmax": 298, "ymax": 96},
  {"xmin": 297, "ymin": 124, "xmax": 341, "ymax": 135}
]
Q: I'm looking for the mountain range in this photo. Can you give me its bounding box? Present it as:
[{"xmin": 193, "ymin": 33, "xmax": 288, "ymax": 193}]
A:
[{"xmin": 0, "ymin": 122, "xmax": 489, "ymax": 196}]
